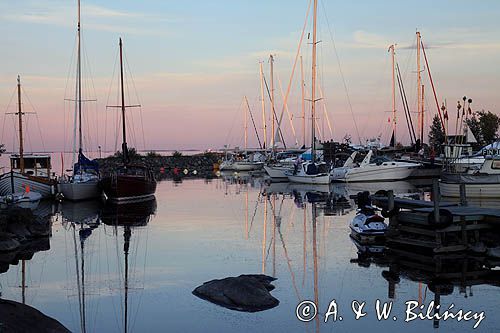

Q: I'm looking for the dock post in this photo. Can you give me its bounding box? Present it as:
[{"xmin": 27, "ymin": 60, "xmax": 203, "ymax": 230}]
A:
[
  {"xmin": 387, "ymin": 190, "xmax": 397, "ymax": 228},
  {"xmin": 433, "ymin": 179, "xmax": 440, "ymax": 223},
  {"xmin": 459, "ymin": 183, "xmax": 467, "ymax": 206}
]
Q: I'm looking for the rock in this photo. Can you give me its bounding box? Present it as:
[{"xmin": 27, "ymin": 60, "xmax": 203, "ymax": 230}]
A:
[
  {"xmin": 0, "ymin": 299, "xmax": 70, "ymax": 332},
  {"xmin": 0, "ymin": 232, "xmax": 20, "ymax": 252},
  {"xmin": 193, "ymin": 274, "xmax": 279, "ymax": 312}
]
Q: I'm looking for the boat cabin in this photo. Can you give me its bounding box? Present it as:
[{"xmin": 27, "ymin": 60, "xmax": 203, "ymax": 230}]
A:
[{"xmin": 10, "ymin": 154, "xmax": 52, "ymax": 178}]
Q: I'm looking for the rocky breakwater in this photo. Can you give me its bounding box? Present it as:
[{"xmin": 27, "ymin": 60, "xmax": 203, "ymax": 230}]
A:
[
  {"xmin": 0, "ymin": 207, "xmax": 52, "ymax": 274},
  {"xmin": 97, "ymin": 151, "xmax": 223, "ymax": 181}
]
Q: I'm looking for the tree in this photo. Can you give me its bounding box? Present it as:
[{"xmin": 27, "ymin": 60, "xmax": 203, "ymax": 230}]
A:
[
  {"xmin": 428, "ymin": 115, "xmax": 445, "ymax": 151},
  {"xmin": 466, "ymin": 110, "xmax": 500, "ymax": 144}
]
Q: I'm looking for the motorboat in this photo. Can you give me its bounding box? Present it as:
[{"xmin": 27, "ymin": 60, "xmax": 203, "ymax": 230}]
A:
[
  {"xmin": 440, "ymin": 155, "xmax": 500, "ymax": 198},
  {"xmin": 349, "ymin": 192, "xmax": 387, "ymax": 242},
  {"xmin": 0, "ymin": 190, "xmax": 42, "ymax": 210},
  {"xmin": 333, "ymin": 150, "xmax": 420, "ymax": 182}
]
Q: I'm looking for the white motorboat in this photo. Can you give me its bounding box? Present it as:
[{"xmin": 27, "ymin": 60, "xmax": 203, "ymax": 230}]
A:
[
  {"xmin": 0, "ymin": 190, "xmax": 42, "ymax": 210},
  {"xmin": 335, "ymin": 150, "xmax": 420, "ymax": 182},
  {"xmin": 331, "ymin": 151, "xmax": 358, "ymax": 181},
  {"xmin": 440, "ymin": 155, "xmax": 500, "ymax": 198},
  {"xmin": 349, "ymin": 192, "xmax": 387, "ymax": 242}
]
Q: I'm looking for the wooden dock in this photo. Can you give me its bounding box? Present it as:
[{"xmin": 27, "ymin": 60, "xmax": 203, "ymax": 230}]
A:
[{"xmin": 370, "ymin": 182, "xmax": 500, "ymax": 253}]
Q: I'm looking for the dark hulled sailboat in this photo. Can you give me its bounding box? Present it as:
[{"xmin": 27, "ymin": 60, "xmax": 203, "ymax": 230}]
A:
[{"xmin": 100, "ymin": 38, "xmax": 156, "ymax": 203}]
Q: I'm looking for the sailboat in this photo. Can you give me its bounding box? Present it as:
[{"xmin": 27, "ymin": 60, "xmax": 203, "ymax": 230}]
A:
[
  {"xmin": 58, "ymin": 0, "xmax": 101, "ymax": 201},
  {"xmin": 99, "ymin": 38, "xmax": 157, "ymax": 203},
  {"xmin": 0, "ymin": 76, "xmax": 56, "ymax": 198},
  {"xmin": 287, "ymin": 0, "xmax": 330, "ymax": 185}
]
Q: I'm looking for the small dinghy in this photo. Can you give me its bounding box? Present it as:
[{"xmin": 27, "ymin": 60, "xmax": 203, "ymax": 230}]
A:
[
  {"xmin": 350, "ymin": 191, "xmax": 387, "ymax": 243},
  {"xmin": 0, "ymin": 186, "xmax": 42, "ymax": 210}
]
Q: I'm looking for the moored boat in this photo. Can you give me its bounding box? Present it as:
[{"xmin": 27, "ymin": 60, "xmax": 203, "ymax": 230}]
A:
[
  {"xmin": 440, "ymin": 156, "xmax": 500, "ymax": 198},
  {"xmin": 58, "ymin": 0, "xmax": 101, "ymax": 201},
  {"xmin": 99, "ymin": 38, "xmax": 156, "ymax": 203},
  {"xmin": 0, "ymin": 77, "xmax": 56, "ymax": 198}
]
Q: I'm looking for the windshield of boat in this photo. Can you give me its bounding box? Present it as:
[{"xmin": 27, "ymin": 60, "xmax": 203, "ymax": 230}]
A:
[{"xmin": 370, "ymin": 156, "xmax": 391, "ymax": 164}]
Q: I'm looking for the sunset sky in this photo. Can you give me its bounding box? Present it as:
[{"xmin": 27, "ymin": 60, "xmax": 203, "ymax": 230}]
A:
[{"xmin": 0, "ymin": 0, "xmax": 499, "ymax": 154}]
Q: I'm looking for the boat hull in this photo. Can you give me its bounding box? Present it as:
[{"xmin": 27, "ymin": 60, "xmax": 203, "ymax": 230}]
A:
[
  {"xmin": 440, "ymin": 181, "xmax": 500, "ymax": 198},
  {"xmin": 287, "ymin": 173, "xmax": 331, "ymax": 184},
  {"xmin": 58, "ymin": 180, "xmax": 101, "ymax": 201},
  {"xmin": 341, "ymin": 165, "xmax": 416, "ymax": 182},
  {"xmin": 264, "ymin": 165, "xmax": 291, "ymax": 179},
  {"xmin": 0, "ymin": 171, "xmax": 55, "ymax": 198},
  {"xmin": 100, "ymin": 175, "xmax": 157, "ymax": 203}
]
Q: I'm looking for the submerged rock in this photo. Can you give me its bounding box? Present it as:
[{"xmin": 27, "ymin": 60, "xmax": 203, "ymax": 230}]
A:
[
  {"xmin": 0, "ymin": 299, "xmax": 70, "ymax": 332},
  {"xmin": 192, "ymin": 274, "xmax": 279, "ymax": 312}
]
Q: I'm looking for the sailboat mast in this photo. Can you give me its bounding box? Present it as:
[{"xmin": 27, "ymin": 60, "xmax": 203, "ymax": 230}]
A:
[
  {"xmin": 17, "ymin": 76, "xmax": 25, "ymax": 173},
  {"xmin": 416, "ymin": 31, "xmax": 422, "ymax": 144},
  {"xmin": 77, "ymin": 0, "xmax": 83, "ymax": 153},
  {"xmin": 270, "ymin": 54, "xmax": 275, "ymax": 150},
  {"xmin": 259, "ymin": 62, "xmax": 267, "ymax": 149},
  {"xmin": 311, "ymin": 0, "xmax": 318, "ymax": 161},
  {"xmin": 389, "ymin": 44, "xmax": 396, "ymax": 146},
  {"xmin": 119, "ymin": 38, "xmax": 128, "ymax": 164},
  {"xmin": 243, "ymin": 96, "xmax": 248, "ymax": 150},
  {"xmin": 300, "ymin": 55, "xmax": 306, "ymax": 148}
]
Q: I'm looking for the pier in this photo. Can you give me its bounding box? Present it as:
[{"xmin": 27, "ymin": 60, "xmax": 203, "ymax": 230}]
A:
[{"xmin": 371, "ymin": 180, "xmax": 500, "ymax": 253}]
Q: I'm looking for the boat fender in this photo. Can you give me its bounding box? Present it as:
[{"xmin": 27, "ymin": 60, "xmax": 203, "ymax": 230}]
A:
[
  {"xmin": 381, "ymin": 207, "xmax": 399, "ymax": 218},
  {"xmin": 427, "ymin": 209, "xmax": 453, "ymax": 229}
]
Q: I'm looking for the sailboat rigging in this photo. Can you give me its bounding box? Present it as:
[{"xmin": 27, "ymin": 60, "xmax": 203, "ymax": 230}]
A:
[
  {"xmin": 59, "ymin": 0, "xmax": 101, "ymax": 201},
  {"xmin": 100, "ymin": 38, "xmax": 156, "ymax": 203},
  {"xmin": 0, "ymin": 76, "xmax": 56, "ymax": 198},
  {"xmin": 287, "ymin": 0, "xmax": 331, "ymax": 184}
]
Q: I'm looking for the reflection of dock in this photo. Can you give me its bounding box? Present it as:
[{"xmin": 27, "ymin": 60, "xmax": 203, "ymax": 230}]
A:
[{"xmin": 372, "ymin": 182, "xmax": 500, "ymax": 253}]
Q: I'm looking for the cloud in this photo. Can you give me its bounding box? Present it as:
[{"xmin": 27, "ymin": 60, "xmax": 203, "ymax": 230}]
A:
[{"xmin": 0, "ymin": 1, "xmax": 178, "ymax": 35}]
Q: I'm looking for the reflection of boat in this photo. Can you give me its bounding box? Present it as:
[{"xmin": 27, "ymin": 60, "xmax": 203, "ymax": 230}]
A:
[
  {"xmin": 99, "ymin": 38, "xmax": 156, "ymax": 203},
  {"xmin": 60, "ymin": 199, "xmax": 101, "ymax": 225},
  {"xmin": 0, "ymin": 77, "xmax": 56, "ymax": 198},
  {"xmin": 106, "ymin": 202, "xmax": 155, "ymax": 333},
  {"xmin": 101, "ymin": 199, "xmax": 157, "ymax": 227},
  {"xmin": 343, "ymin": 180, "xmax": 417, "ymax": 197}
]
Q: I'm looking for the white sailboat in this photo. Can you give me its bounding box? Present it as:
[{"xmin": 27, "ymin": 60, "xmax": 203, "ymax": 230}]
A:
[
  {"xmin": 287, "ymin": 0, "xmax": 330, "ymax": 185},
  {"xmin": 58, "ymin": 0, "xmax": 100, "ymax": 201},
  {"xmin": 0, "ymin": 77, "xmax": 56, "ymax": 198}
]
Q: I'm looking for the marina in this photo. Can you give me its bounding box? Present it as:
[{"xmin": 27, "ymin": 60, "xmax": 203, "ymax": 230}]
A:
[{"xmin": 0, "ymin": 0, "xmax": 499, "ymax": 332}]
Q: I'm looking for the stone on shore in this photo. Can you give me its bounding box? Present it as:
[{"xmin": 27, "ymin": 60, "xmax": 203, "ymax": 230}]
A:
[
  {"xmin": 193, "ymin": 274, "xmax": 279, "ymax": 312},
  {"xmin": 0, "ymin": 299, "xmax": 70, "ymax": 333}
]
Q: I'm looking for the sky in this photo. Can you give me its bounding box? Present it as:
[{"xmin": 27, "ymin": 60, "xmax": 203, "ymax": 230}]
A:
[{"xmin": 0, "ymin": 0, "xmax": 499, "ymax": 153}]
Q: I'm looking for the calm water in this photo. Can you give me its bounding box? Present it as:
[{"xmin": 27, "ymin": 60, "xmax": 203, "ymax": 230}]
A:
[{"xmin": 0, "ymin": 176, "xmax": 499, "ymax": 332}]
